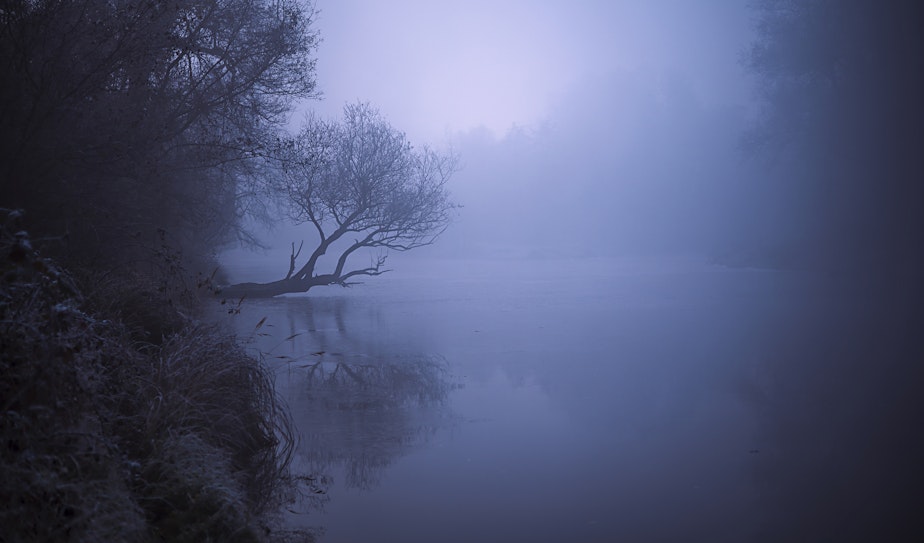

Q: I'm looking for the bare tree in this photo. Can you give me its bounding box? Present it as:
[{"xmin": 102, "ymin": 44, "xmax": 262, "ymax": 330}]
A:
[{"xmin": 222, "ymin": 103, "xmax": 458, "ymax": 298}]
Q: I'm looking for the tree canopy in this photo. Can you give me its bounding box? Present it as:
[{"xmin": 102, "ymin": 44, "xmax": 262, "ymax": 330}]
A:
[
  {"xmin": 221, "ymin": 103, "xmax": 458, "ymax": 298},
  {"xmin": 1, "ymin": 0, "xmax": 319, "ymax": 268}
]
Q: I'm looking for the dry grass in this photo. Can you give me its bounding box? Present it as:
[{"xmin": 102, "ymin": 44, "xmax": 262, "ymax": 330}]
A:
[
  {"xmin": 138, "ymin": 327, "xmax": 296, "ymax": 516},
  {"xmin": 0, "ymin": 212, "xmax": 313, "ymax": 542}
]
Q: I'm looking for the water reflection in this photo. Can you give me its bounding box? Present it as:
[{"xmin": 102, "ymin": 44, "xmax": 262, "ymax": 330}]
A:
[
  {"xmin": 738, "ymin": 279, "xmax": 924, "ymax": 542},
  {"xmin": 216, "ymin": 259, "xmax": 833, "ymax": 541},
  {"xmin": 292, "ymin": 353, "xmax": 455, "ymax": 490},
  {"xmin": 216, "ymin": 294, "xmax": 459, "ymax": 504}
]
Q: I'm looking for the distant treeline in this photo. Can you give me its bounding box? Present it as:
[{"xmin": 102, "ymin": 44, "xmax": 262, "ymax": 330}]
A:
[{"xmin": 744, "ymin": 0, "xmax": 924, "ymax": 275}]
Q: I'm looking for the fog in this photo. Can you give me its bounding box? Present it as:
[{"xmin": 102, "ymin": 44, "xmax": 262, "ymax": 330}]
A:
[
  {"xmin": 8, "ymin": 0, "xmax": 922, "ymax": 540},
  {"xmin": 309, "ymin": 0, "xmax": 753, "ymax": 139},
  {"xmin": 204, "ymin": 2, "xmax": 924, "ymax": 541},
  {"xmin": 234, "ymin": 0, "xmax": 760, "ymax": 265},
  {"xmin": 434, "ymin": 74, "xmax": 750, "ymax": 259},
  {"xmin": 220, "ymin": 0, "xmax": 921, "ymax": 278}
]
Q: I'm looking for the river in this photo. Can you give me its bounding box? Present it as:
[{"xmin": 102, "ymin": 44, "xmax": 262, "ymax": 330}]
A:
[{"xmin": 214, "ymin": 255, "xmax": 823, "ymax": 542}]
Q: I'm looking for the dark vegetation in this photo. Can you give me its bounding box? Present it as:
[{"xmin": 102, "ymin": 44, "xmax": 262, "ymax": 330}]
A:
[
  {"xmin": 1, "ymin": 0, "xmax": 319, "ymax": 269},
  {"xmin": 1, "ymin": 0, "xmax": 452, "ymax": 538},
  {"xmin": 1, "ymin": 0, "xmax": 324, "ymax": 540},
  {"xmin": 742, "ymin": 1, "xmax": 924, "ymax": 539},
  {"xmin": 743, "ymin": 0, "xmax": 924, "ymax": 276},
  {"xmin": 4, "ymin": 0, "xmax": 921, "ymax": 539},
  {"xmin": 1, "ymin": 214, "xmax": 317, "ymax": 542}
]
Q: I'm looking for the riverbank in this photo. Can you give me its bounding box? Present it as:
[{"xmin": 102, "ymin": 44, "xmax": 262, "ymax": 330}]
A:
[{"xmin": 0, "ymin": 216, "xmax": 315, "ymax": 542}]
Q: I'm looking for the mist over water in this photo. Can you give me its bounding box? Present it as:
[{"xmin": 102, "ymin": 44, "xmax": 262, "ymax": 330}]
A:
[
  {"xmin": 3, "ymin": 0, "xmax": 922, "ymax": 540},
  {"xmin": 209, "ymin": 1, "xmax": 924, "ymax": 539},
  {"xmin": 216, "ymin": 255, "xmax": 865, "ymax": 542}
]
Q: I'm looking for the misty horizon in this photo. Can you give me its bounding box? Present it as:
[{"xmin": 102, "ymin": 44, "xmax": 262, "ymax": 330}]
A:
[{"xmin": 2, "ymin": 1, "xmax": 922, "ymax": 542}]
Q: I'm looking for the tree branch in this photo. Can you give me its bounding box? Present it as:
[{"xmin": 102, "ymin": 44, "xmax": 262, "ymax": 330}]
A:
[
  {"xmin": 284, "ymin": 239, "xmax": 303, "ymax": 280},
  {"xmin": 338, "ymin": 254, "xmax": 390, "ymax": 285}
]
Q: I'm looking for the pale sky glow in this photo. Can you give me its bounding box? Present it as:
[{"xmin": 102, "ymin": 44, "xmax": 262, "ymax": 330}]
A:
[
  {"xmin": 255, "ymin": 0, "xmax": 763, "ymax": 261},
  {"xmin": 308, "ymin": 0, "xmax": 582, "ymax": 140},
  {"xmin": 305, "ymin": 0, "xmax": 754, "ymax": 143}
]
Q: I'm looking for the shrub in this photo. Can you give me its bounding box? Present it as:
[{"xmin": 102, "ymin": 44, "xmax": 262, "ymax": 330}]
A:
[{"xmin": 1, "ymin": 211, "xmax": 307, "ymax": 541}]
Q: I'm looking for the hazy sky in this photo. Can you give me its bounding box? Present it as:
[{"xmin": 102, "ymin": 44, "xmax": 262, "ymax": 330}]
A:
[
  {"xmin": 226, "ymin": 0, "xmax": 764, "ymax": 268},
  {"xmin": 306, "ymin": 0, "xmax": 756, "ymax": 142}
]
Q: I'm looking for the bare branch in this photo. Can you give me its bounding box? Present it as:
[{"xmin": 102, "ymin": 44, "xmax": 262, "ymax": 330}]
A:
[
  {"xmin": 284, "ymin": 239, "xmax": 303, "ymax": 280},
  {"xmin": 225, "ymin": 101, "xmax": 458, "ymax": 297}
]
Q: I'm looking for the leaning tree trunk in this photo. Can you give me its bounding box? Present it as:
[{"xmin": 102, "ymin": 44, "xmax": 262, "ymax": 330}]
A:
[
  {"xmin": 218, "ymin": 238, "xmax": 391, "ymax": 299},
  {"xmin": 218, "ymin": 277, "xmax": 312, "ymax": 299},
  {"xmin": 218, "ymin": 267, "xmax": 386, "ymax": 299}
]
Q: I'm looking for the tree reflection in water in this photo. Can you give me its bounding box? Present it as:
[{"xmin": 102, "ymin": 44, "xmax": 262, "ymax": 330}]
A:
[
  {"xmin": 292, "ymin": 353, "xmax": 456, "ymax": 490},
  {"xmin": 224, "ymin": 295, "xmax": 459, "ymax": 515}
]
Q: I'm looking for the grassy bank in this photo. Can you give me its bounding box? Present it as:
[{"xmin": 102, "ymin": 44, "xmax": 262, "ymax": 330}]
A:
[{"xmin": 0, "ymin": 213, "xmax": 314, "ymax": 542}]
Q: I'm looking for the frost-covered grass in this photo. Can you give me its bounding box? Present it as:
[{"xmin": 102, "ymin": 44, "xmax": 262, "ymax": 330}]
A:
[{"xmin": 0, "ymin": 213, "xmax": 315, "ymax": 542}]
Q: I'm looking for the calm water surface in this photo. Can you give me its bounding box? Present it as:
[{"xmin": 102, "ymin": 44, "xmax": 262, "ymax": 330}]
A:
[{"xmin": 216, "ymin": 257, "xmax": 808, "ymax": 542}]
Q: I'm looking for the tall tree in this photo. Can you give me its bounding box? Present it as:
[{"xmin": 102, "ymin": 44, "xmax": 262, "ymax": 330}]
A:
[
  {"xmin": 0, "ymin": 0, "xmax": 319, "ymax": 267},
  {"xmin": 221, "ymin": 103, "xmax": 458, "ymax": 298}
]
